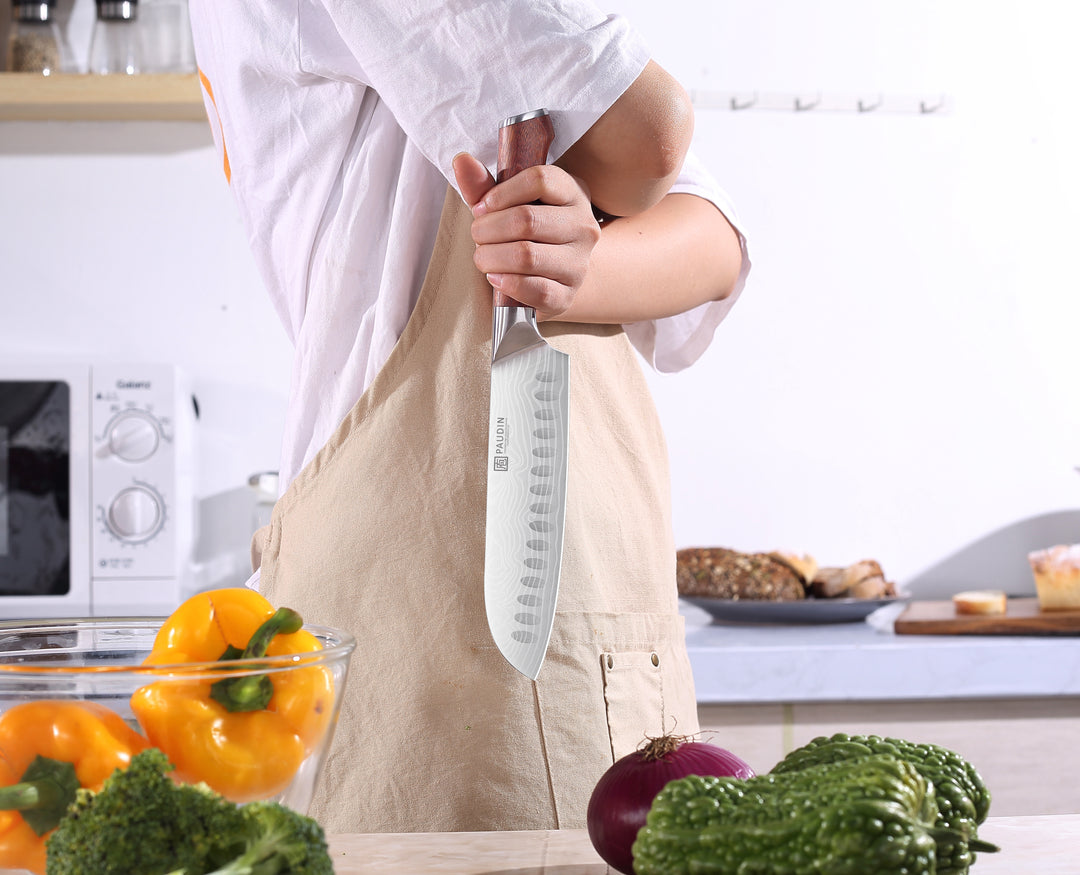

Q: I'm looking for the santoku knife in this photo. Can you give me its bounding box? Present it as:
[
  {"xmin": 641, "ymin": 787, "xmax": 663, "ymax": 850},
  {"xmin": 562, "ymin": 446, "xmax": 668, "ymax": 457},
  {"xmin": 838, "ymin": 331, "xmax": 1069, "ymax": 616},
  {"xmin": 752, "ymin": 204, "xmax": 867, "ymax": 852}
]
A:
[{"xmin": 483, "ymin": 109, "xmax": 569, "ymax": 681}]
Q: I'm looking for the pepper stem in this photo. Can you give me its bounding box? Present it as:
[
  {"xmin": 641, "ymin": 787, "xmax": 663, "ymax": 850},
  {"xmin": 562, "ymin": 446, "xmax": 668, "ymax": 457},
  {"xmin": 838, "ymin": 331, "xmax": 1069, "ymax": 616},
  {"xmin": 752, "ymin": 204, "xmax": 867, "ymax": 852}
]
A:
[
  {"xmin": 210, "ymin": 607, "xmax": 304, "ymax": 713},
  {"xmin": 0, "ymin": 755, "xmax": 79, "ymax": 835}
]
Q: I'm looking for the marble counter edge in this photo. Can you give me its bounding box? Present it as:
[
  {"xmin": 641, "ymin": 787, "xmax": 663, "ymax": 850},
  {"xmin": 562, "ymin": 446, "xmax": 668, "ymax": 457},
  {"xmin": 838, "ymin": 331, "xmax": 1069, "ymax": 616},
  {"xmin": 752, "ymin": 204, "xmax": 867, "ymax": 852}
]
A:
[{"xmin": 682, "ymin": 607, "xmax": 1080, "ymax": 704}]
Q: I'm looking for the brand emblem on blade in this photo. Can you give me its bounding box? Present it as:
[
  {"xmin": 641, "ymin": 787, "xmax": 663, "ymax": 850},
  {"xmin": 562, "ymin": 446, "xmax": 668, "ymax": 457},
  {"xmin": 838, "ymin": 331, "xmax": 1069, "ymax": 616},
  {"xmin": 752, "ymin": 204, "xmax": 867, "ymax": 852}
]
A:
[{"xmin": 493, "ymin": 416, "xmax": 508, "ymax": 470}]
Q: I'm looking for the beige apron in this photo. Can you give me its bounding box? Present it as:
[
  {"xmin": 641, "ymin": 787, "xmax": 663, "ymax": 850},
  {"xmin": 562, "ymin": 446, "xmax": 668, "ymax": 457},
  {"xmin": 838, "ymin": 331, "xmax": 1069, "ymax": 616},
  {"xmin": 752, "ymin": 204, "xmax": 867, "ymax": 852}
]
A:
[{"xmin": 254, "ymin": 187, "xmax": 699, "ymax": 834}]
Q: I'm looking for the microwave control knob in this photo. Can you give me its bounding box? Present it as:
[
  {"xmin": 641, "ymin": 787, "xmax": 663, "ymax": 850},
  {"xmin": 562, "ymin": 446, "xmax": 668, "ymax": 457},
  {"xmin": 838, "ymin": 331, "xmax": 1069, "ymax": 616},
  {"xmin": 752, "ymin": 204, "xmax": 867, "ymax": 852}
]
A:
[
  {"xmin": 107, "ymin": 412, "xmax": 160, "ymax": 462},
  {"xmin": 107, "ymin": 486, "xmax": 163, "ymax": 541}
]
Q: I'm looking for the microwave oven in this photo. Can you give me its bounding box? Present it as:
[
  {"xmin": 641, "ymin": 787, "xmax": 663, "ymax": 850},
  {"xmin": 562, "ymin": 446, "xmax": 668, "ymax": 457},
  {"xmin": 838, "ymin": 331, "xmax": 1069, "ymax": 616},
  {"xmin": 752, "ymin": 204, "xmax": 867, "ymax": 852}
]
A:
[{"xmin": 0, "ymin": 361, "xmax": 195, "ymax": 618}]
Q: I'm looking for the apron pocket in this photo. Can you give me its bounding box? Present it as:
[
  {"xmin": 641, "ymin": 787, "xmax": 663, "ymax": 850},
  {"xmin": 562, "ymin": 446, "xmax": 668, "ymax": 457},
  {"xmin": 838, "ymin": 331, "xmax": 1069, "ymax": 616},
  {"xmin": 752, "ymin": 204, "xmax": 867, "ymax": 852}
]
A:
[
  {"xmin": 601, "ymin": 648, "xmax": 666, "ymax": 761},
  {"xmin": 532, "ymin": 610, "xmax": 699, "ymax": 828}
]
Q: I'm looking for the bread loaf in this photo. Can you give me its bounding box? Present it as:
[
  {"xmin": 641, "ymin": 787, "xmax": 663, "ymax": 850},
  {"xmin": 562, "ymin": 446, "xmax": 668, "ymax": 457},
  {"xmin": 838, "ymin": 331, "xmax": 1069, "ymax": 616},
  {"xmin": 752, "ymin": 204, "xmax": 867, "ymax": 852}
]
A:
[
  {"xmin": 676, "ymin": 547, "xmax": 806, "ymax": 601},
  {"xmin": 1028, "ymin": 545, "xmax": 1080, "ymax": 611}
]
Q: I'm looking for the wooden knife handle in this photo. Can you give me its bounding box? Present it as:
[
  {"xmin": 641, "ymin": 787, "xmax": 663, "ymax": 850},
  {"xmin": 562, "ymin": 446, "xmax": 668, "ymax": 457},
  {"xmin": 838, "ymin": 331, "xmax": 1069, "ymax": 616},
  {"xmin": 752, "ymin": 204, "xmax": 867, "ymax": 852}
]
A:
[
  {"xmin": 493, "ymin": 109, "xmax": 554, "ymax": 308},
  {"xmin": 497, "ymin": 109, "xmax": 554, "ymax": 183}
]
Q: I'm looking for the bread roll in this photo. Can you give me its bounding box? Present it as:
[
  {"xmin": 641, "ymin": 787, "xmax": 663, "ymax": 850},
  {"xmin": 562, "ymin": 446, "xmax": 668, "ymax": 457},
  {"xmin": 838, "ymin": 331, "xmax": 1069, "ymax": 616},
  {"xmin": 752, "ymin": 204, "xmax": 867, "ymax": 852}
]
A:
[
  {"xmin": 810, "ymin": 560, "xmax": 893, "ymax": 599},
  {"xmin": 848, "ymin": 575, "xmax": 890, "ymax": 600}
]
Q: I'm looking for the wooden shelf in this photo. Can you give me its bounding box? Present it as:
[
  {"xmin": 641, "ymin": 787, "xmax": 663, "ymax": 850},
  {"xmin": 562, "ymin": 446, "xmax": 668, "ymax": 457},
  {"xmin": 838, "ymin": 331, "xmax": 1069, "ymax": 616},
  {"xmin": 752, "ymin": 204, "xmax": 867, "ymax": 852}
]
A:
[{"xmin": 0, "ymin": 73, "xmax": 204, "ymax": 121}]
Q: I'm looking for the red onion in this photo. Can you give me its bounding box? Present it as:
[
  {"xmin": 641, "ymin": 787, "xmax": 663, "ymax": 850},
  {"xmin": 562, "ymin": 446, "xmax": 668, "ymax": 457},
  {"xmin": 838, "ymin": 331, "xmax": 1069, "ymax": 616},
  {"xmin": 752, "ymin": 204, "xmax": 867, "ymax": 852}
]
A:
[{"xmin": 586, "ymin": 734, "xmax": 754, "ymax": 875}]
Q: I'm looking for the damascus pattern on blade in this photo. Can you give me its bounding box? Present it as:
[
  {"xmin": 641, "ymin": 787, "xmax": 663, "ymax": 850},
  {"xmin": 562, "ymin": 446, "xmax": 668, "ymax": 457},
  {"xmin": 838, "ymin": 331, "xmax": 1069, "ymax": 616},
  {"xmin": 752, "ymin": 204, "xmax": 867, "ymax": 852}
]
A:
[{"xmin": 484, "ymin": 342, "xmax": 569, "ymax": 680}]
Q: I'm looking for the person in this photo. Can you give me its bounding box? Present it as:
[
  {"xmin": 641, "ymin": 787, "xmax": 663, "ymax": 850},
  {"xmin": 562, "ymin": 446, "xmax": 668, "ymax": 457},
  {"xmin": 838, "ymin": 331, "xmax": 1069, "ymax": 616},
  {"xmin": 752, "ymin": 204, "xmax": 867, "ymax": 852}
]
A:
[{"xmin": 188, "ymin": 0, "xmax": 749, "ymax": 834}]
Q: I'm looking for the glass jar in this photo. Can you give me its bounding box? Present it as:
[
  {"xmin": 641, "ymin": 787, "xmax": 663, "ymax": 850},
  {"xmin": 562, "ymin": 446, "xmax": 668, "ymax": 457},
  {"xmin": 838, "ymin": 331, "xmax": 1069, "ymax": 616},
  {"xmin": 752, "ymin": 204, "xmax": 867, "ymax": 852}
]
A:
[
  {"xmin": 137, "ymin": 0, "xmax": 194, "ymax": 73},
  {"xmin": 87, "ymin": 0, "xmax": 141, "ymax": 75},
  {"xmin": 6, "ymin": 0, "xmax": 63, "ymax": 74}
]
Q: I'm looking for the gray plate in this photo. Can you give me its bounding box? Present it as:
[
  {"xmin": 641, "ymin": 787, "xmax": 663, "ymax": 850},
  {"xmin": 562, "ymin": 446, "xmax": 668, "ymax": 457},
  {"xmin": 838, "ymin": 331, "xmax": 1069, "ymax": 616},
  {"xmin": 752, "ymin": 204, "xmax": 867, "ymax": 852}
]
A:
[{"xmin": 683, "ymin": 596, "xmax": 906, "ymax": 625}]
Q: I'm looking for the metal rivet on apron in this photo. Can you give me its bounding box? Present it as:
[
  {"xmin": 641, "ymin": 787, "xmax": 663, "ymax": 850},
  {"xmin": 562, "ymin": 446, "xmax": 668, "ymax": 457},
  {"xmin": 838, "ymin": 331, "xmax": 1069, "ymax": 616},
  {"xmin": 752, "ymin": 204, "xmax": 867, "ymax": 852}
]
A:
[
  {"xmin": 651, "ymin": 652, "xmax": 659, "ymax": 667},
  {"xmin": 606, "ymin": 654, "xmax": 614, "ymax": 669}
]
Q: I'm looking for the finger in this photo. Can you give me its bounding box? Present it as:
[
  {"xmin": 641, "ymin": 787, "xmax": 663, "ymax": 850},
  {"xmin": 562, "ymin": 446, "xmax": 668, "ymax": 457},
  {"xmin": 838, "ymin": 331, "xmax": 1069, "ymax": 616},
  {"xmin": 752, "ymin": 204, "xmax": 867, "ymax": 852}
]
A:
[
  {"xmin": 477, "ymin": 164, "xmax": 586, "ymax": 214},
  {"xmin": 470, "ymin": 203, "xmax": 599, "ymax": 247},
  {"xmin": 486, "ymin": 272, "xmax": 574, "ymax": 319},
  {"xmin": 452, "ymin": 152, "xmax": 495, "ymax": 210},
  {"xmin": 473, "ymin": 239, "xmax": 589, "ymax": 291}
]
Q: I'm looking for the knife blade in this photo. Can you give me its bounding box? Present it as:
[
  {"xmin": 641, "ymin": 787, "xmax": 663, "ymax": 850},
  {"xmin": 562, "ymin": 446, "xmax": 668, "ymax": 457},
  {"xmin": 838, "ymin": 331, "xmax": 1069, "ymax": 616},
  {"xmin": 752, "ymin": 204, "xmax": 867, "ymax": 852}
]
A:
[{"xmin": 483, "ymin": 108, "xmax": 569, "ymax": 680}]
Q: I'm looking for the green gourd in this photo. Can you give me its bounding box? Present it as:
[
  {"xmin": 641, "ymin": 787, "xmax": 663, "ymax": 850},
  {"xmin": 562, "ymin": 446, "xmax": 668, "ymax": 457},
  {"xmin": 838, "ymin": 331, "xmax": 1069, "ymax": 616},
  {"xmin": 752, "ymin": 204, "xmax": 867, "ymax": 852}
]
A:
[
  {"xmin": 631, "ymin": 755, "xmax": 996, "ymax": 875},
  {"xmin": 771, "ymin": 733, "xmax": 992, "ymax": 875}
]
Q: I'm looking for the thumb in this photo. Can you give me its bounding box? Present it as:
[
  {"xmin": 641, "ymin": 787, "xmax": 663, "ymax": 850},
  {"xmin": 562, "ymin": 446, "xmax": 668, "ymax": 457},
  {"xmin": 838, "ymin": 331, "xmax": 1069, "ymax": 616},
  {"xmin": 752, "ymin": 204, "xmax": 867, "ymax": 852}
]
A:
[{"xmin": 452, "ymin": 152, "xmax": 495, "ymax": 210}]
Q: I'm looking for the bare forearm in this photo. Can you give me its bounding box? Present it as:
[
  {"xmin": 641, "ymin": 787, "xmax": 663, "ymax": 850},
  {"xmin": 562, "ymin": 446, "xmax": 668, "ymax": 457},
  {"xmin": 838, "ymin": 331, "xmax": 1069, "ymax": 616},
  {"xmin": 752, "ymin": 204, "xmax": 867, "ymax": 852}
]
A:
[
  {"xmin": 555, "ymin": 61, "xmax": 694, "ymax": 218},
  {"xmin": 544, "ymin": 193, "xmax": 742, "ymax": 325}
]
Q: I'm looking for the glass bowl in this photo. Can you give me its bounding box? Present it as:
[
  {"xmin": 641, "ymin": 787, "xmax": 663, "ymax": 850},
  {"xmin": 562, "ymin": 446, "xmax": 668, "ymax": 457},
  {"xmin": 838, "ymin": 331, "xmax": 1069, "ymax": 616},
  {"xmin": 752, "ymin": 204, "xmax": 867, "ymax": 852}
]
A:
[{"xmin": 0, "ymin": 616, "xmax": 355, "ymax": 874}]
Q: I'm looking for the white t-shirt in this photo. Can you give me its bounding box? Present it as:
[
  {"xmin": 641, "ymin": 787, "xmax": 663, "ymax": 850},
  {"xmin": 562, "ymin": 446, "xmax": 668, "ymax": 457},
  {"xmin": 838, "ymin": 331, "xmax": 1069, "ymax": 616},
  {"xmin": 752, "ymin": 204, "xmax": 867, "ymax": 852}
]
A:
[{"xmin": 189, "ymin": 0, "xmax": 750, "ymax": 494}]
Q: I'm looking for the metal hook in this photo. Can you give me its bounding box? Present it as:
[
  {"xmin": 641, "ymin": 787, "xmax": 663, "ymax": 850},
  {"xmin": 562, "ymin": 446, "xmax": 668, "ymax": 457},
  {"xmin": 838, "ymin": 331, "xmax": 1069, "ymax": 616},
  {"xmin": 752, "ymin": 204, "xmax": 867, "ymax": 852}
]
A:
[
  {"xmin": 794, "ymin": 95, "xmax": 821, "ymax": 112},
  {"xmin": 919, "ymin": 95, "xmax": 946, "ymax": 114},
  {"xmin": 857, "ymin": 95, "xmax": 883, "ymax": 113},
  {"xmin": 729, "ymin": 93, "xmax": 758, "ymax": 111}
]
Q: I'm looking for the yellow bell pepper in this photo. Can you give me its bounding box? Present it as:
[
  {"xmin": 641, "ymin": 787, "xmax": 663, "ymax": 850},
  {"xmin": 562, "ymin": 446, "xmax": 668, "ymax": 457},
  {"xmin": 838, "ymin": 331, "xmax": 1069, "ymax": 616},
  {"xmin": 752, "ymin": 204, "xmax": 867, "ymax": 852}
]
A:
[
  {"xmin": 0, "ymin": 700, "xmax": 150, "ymax": 875},
  {"xmin": 130, "ymin": 588, "xmax": 334, "ymax": 803}
]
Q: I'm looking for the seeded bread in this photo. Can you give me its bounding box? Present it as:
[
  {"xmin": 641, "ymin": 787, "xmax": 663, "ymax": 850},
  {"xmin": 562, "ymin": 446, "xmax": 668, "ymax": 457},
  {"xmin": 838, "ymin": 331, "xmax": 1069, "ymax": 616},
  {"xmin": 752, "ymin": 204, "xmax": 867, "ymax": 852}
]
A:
[{"xmin": 676, "ymin": 547, "xmax": 807, "ymax": 601}]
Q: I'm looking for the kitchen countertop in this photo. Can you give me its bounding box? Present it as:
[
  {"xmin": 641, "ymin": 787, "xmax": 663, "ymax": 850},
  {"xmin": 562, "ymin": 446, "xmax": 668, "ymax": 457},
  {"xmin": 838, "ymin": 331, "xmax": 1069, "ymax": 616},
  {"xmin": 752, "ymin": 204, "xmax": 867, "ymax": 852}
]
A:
[
  {"xmin": 327, "ymin": 814, "xmax": 1080, "ymax": 873},
  {"xmin": 680, "ymin": 600, "xmax": 1080, "ymax": 704}
]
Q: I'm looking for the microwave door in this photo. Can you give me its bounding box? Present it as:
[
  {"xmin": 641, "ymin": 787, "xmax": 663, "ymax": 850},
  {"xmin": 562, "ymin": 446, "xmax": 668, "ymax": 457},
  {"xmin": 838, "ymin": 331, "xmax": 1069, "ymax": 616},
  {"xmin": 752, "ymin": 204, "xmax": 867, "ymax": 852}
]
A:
[{"xmin": 0, "ymin": 371, "xmax": 92, "ymax": 619}]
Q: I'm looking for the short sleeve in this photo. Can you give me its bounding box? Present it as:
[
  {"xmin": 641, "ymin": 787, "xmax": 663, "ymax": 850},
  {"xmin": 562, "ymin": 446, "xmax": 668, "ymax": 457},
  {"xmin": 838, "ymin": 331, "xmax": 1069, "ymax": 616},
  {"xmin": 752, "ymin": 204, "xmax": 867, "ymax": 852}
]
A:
[
  {"xmin": 622, "ymin": 150, "xmax": 752, "ymax": 372},
  {"xmin": 296, "ymin": 0, "xmax": 651, "ymax": 185}
]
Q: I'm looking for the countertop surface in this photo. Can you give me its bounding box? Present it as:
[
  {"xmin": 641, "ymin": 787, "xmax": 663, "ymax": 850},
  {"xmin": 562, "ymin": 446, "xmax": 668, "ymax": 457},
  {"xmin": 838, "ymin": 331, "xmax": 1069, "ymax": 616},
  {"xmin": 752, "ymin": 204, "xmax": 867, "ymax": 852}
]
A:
[
  {"xmin": 327, "ymin": 814, "xmax": 1080, "ymax": 873},
  {"xmin": 680, "ymin": 600, "xmax": 1080, "ymax": 704}
]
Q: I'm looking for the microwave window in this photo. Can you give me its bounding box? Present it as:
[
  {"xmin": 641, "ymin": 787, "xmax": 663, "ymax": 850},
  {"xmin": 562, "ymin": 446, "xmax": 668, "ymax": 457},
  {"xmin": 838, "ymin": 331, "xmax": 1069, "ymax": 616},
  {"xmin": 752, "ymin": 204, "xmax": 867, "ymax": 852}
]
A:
[
  {"xmin": 0, "ymin": 425, "xmax": 7, "ymax": 557},
  {"xmin": 0, "ymin": 381, "xmax": 71, "ymax": 596}
]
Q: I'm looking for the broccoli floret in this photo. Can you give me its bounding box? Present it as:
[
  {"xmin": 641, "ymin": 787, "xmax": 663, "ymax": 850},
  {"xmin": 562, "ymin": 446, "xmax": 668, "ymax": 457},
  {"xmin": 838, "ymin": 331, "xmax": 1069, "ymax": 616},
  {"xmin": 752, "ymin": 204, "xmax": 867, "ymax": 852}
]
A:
[
  {"xmin": 195, "ymin": 800, "xmax": 334, "ymax": 875},
  {"xmin": 44, "ymin": 748, "xmax": 333, "ymax": 875},
  {"xmin": 45, "ymin": 747, "xmax": 245, "ymax": 875}
]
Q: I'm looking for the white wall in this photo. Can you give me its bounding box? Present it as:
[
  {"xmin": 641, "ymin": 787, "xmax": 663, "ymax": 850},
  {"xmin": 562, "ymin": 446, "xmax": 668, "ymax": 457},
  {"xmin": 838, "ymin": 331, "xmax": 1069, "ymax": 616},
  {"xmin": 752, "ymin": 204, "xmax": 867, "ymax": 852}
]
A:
[
  {"xmin": 631, "ymin": 0, "xmax": 1080, "ymax": 590},
  {"xmin": 3, "ymin": 0, "xmax": 1078, "ymax": 593}
]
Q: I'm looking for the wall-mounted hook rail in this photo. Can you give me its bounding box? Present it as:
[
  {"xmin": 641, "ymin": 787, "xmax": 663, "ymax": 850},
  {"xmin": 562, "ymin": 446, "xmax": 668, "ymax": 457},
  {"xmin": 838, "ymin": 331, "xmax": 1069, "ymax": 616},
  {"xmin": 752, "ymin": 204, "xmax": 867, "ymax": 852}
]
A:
[{"xmin": 690, "ymin": 89, "xmax": 952, "ymax": 116}]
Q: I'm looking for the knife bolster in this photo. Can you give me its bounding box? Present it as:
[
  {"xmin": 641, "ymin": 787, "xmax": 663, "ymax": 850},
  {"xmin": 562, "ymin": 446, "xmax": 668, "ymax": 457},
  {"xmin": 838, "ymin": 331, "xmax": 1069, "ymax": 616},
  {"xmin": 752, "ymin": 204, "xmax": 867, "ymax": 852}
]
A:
[{"xmin": 491, "ymin": 306, "xmax": 545, "ymax": 361}]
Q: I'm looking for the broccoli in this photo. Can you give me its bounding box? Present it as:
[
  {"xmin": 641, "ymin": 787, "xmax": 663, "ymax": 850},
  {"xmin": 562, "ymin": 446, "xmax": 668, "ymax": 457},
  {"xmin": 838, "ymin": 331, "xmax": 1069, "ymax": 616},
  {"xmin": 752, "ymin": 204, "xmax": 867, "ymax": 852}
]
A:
[
  {"xmin": 185, "ymin": 800, "xmax": 334, "ymax": 875},
  {"xmin": 44, "ymin": 748, "xmax": 333, "ymax": 875}
]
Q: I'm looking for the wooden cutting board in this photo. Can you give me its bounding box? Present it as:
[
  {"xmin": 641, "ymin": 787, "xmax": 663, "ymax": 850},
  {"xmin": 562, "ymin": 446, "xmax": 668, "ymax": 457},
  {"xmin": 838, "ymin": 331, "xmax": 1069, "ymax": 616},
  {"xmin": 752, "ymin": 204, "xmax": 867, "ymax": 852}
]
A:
[{"xmin": 894, "ymin": 597, "xmax": 1080, "ymax": 636}]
